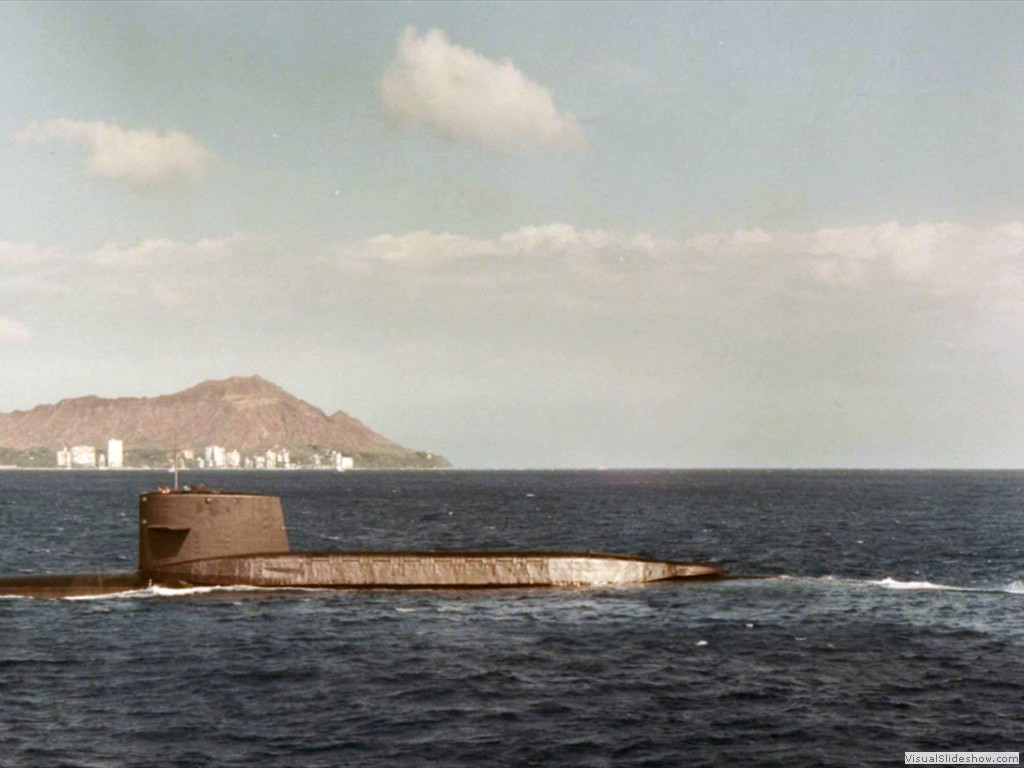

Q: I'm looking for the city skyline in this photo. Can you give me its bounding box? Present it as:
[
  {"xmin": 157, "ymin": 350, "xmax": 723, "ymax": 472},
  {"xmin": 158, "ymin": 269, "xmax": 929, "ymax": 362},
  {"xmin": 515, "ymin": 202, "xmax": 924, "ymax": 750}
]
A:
[
  {"xmin": 52, "ymin": 437, "xmax": 354, "ymax": 470},
  {"xmin": 2, "ymin": 2, "xmax": 1024, "ymax": 468}
]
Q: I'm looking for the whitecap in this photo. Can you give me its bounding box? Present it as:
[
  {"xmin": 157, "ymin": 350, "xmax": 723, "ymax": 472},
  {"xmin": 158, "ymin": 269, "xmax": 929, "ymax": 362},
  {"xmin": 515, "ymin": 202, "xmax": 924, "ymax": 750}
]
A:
[
  {"xmin": 63, "ymin": 588, "xmax": 154, "ymax": 601},
  {"xmin": 869, "ymin": 577, "xmax": 972, "ymax": 592},
  {"xmin": 867, "ymin": 577, "xmax": 1024, "ymax": 594},
  {"xmin": 63, "ymin": 584, "xmax": 315, "ymax": 601}
]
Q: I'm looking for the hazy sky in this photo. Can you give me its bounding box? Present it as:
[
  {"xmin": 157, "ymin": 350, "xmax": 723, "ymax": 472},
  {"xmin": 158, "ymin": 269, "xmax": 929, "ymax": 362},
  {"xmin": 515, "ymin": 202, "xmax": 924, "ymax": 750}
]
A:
[{"xmin": 2, "ymin": 1, "xmax": 1024, "ymax": 468}]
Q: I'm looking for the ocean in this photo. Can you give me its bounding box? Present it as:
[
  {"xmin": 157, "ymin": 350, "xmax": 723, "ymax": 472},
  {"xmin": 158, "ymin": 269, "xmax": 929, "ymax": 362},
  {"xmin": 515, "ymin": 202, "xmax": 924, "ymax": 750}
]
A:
[{"xmin": 0, "ymin": 469, "xmax": 1020, "ymax": 766}]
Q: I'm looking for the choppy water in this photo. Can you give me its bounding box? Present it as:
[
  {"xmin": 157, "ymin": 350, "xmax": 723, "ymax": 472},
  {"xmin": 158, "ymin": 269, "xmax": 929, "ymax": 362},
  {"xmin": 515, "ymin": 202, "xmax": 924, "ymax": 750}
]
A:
[{"xmin": 0, "ymin": 470, "xmax": 1021, "ymax": 766}]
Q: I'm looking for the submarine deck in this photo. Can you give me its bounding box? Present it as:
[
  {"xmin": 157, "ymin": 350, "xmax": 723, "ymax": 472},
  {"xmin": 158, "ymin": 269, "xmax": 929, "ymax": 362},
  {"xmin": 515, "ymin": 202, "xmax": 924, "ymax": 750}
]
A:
[{"xmin": 148, "ymin": 549, "xmax": 724, "ymax": 589}]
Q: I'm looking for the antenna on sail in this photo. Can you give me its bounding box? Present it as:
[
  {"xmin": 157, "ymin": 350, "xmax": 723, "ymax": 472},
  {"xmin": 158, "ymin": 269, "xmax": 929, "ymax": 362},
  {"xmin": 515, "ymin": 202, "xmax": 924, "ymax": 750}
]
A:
[{"xmin": 172, "ymin": 442, "xmax": 180, "ymax": 491}]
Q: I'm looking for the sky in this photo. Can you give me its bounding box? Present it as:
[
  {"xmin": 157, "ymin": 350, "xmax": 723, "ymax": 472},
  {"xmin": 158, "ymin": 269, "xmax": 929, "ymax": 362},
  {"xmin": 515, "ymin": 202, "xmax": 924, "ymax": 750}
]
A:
[{"xmin": 2, "ymin": 1, "xmax": 1024, "ymax": 469}]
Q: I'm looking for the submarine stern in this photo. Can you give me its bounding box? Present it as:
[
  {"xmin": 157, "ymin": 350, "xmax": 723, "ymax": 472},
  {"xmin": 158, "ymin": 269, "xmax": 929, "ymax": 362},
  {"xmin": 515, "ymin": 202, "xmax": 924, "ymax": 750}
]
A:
[{"xmin": 0, "ymin": 572, "xmax": 148, "ymax": 599}]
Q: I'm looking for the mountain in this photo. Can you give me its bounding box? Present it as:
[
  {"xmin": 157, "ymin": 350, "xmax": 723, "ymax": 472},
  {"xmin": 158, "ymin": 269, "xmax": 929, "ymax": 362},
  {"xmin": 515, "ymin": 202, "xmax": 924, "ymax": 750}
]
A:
[{"xmin": 0, "ymin": 376, "xmax": 450, "ymax": 469}]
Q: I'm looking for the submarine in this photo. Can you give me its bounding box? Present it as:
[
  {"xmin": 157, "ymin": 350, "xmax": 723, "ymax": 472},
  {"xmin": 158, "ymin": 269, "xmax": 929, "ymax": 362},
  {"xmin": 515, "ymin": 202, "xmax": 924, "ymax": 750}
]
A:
[{"xmin": 0, "ymin": 488, "xmax": 725, "ymax": 599}]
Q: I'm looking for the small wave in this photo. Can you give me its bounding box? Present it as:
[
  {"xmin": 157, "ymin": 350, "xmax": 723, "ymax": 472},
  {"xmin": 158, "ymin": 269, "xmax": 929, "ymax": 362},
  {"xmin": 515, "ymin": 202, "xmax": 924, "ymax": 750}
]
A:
[
  {"xmin": 150, "ymin": 584, "xmax": 282, "ymax": 597},
  {"xmin": 870, "ymin": 577, "xmax": 1024, "ymax": 595},
  {"xmin": 870, "ymin": 577, "xmax": 972, "ymax": 592},
  {"xmin": 749, "ymin": 575, "xmax": 1023, "ymax": 595},
  {"xmin": 63, "ymin": 584, "xmax": 316, "ymax": 601}
]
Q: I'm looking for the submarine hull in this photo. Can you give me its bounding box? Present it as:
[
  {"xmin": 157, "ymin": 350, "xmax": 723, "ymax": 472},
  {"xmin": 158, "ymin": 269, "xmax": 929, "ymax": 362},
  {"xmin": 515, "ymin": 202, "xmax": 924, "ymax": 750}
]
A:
[
  {"xmin": 1, "ymin": 490, "xmax": 726, "ymax": 598},
  {"xmin": 149, "ymin": 551, "xmax": 722, "ymax": 589},
  {"xmin": 0, "ymin": 572, "xmax": 148, "ymax": 599}
]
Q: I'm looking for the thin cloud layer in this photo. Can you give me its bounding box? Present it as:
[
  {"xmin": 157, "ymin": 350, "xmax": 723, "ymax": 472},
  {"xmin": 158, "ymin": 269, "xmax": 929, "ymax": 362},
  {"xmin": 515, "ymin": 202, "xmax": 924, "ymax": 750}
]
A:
[
  {"xmin": 0, "ymin": 235, "xmax": 254, "ymax": 309},
  {"xmin": 5, "ymin": 222, "xmax": 1023, "ymax": 467},
  {"xmin": 0, "ymin": 314, "xmax": 30, "ymax": 345},
  {"xmin": 333, "ymin": 224, "xmax": 673, "ymax": 302},
  {"xmin": 340, "ymin": 225, "xmax": 666, "ymax": 265},
  {"xmin": 15, "ymin": 119, "xmax": 214, "ymax": 190},
  {"xmin": 84, "ymin": 234, "xmax": 254, "ymax": 267},
  {"xmin": 379, "ymin": 27, "xmax": 587, "ymax": 154},
  {"xmin": 0, "ymin": 234, "xmax": 252, "ymax": 270},
  {"xmin": 333, "ymin": 221, "xmax": 1024, "ymax": 320}
]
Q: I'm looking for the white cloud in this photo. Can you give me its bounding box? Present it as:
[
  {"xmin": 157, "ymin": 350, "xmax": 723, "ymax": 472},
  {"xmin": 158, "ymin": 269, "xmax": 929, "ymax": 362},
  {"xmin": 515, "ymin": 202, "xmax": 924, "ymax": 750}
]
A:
[
  {"xmin": 0, "ymin": 314, "xmax": 30, "ymax": 344},
  {"xmin": 684, "ymin": 221, "xmax": 1024, "ymax": 302},
  {"xmin": 379, "ymin": 27, "xmax": 587, "ymax": 154},
  {"xmin": 14, "ymin": 118, "xmax": 214, "ymax": 190},
  {"xmin": 336, "ymin": 224, "xmax": 670, "ymax": 267}
]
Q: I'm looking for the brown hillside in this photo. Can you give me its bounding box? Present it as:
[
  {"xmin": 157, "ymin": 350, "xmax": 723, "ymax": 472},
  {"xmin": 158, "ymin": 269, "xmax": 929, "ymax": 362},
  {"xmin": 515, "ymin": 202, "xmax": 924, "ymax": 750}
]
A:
[{"xmin": 0, "ymin": 375, "xmax": 447, "ymax": 465}]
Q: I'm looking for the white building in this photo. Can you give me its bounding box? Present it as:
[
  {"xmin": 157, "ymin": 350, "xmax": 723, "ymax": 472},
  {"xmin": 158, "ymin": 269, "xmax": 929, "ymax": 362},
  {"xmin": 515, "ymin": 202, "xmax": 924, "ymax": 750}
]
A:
[
  {"xmin": 71, "ymin": 445, "xmax": 97, "ymax": 468},
  {"xmin": 205, "ymin": 446, "xmax": 227, "ymax": 468},
  {"xmin": 227, "ymin": 449, "xmax": 242, "ymax": 468},
  {"xmin": 107, "ymin": 439, "xmax": 124, "ymax": 469},
  {"xmin": 56, "ymin": 447, "xmax": 71, "ymax": 468}
]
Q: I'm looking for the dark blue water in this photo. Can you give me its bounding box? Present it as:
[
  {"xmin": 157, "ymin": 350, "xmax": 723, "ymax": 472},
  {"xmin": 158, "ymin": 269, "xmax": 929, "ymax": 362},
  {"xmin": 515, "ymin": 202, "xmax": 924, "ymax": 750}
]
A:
[{"xmin": 0, "ymin": 470, "xmax": 1021, "ymax": 766}]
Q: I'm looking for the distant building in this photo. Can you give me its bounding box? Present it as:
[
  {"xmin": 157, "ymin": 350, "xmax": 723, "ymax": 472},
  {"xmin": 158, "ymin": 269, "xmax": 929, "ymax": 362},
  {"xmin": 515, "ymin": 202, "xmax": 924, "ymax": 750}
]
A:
[
  {"xmin": 71, "ymin": 445, "xmax": 97, "ymax": 468},
  {"xmin": 227, "ymin": 449, "xmax": 241, "ymax": 468},
  {"xmin": 334, "ymin": 452, "xmax": 354, "ymax": 471},
  {"xmin": 56, "ymin": 447, "xmax": 71, "ymax": 468},
  {"xmin": 107, "ymin": 439, "xmax": 124, "ymax": 469},
  {"xmin": 205, "ymin": 446, "xmax": 227, "ymax": 468}
]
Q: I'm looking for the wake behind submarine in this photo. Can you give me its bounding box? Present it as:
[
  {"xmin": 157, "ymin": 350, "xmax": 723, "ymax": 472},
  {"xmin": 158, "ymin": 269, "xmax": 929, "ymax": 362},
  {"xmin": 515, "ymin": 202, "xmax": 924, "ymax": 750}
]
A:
[{"xmin": 0, "ymin": 488, "xmax": 725, "ymax": 599}]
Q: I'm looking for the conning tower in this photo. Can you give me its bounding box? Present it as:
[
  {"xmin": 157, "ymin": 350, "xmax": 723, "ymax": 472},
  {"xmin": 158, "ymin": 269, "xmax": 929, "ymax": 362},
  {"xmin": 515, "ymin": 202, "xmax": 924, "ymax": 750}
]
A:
[{"xmin": 139, "ymin": 490, "xmax": 289, "ymax": 573}]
